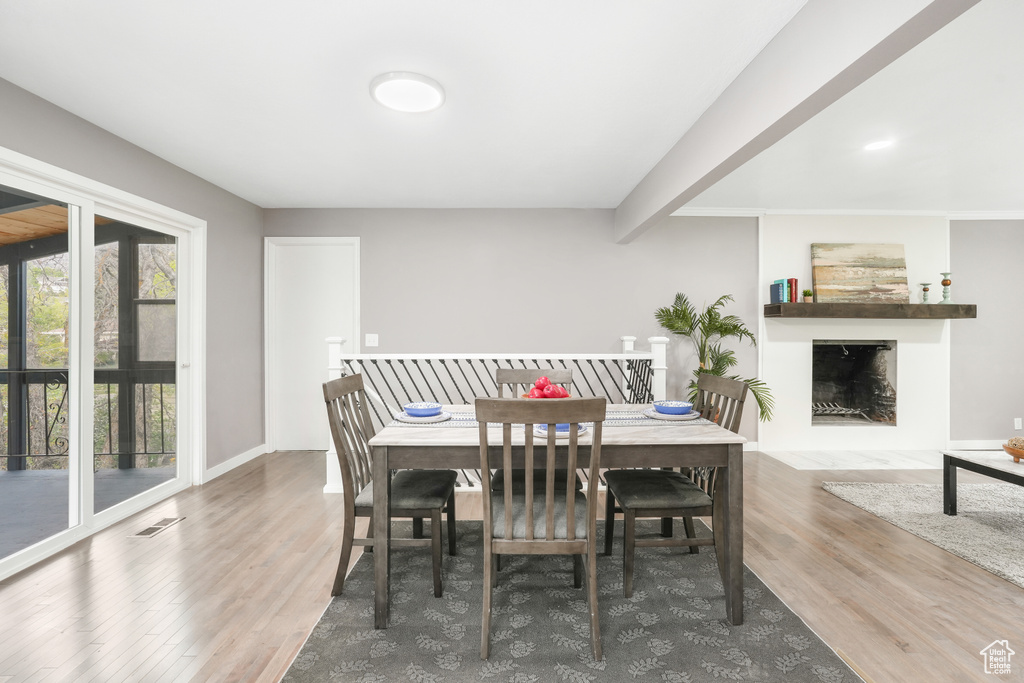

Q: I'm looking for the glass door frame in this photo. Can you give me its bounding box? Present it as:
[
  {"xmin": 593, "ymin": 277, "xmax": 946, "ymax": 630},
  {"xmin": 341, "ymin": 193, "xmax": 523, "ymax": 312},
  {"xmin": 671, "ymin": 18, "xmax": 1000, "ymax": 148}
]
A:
[{"xmin": 0, "ymin": 146, "xmax": 206, "ymax": 581}]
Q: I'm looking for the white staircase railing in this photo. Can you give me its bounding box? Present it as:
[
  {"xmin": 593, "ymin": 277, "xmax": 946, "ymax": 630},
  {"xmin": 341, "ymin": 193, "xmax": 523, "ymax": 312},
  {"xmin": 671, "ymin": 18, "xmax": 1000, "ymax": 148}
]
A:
[{"xmin": 322, "ymin": 336, "xmax": 668, "ymax": 492}]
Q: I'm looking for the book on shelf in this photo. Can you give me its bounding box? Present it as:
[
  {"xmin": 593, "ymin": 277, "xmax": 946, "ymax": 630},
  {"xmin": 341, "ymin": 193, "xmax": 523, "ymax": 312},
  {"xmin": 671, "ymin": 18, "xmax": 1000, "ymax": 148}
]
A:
[
  {"xmin": 787, "ymin": 278, "xmax": 798, "ymax": 303},
  {"xmin": 769, "ymin": 282, "xmax": 786, "ymax": 304},
  {"xmin": 773, "ymin": 278, "xmax": 789, "ymax": 303}
]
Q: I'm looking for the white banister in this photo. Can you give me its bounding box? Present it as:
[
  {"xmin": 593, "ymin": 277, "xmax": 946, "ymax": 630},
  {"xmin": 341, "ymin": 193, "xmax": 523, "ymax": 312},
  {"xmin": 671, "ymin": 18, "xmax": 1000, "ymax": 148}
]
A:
[
  {"xmin": 324, "ymin": 337, "xmax": 346, "ymax": 494},
  {"xmin": 326, "ymin": 335, "xmax": 663, "ymax": 488},
  {"xmin": 649, "ymin": 336, "xmax": 669, "ymax": 401}
]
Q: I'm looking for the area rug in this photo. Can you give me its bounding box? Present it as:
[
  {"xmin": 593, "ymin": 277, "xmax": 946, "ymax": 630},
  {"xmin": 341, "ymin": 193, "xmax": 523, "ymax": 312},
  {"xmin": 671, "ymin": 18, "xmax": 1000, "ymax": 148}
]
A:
[
  {"xmin": 284, "ymin": 521, "xmax": 858, "ymax": 682},
  {"xmin": 822, "ymin": 482, "xmax": 1024, "ymax": 588}
]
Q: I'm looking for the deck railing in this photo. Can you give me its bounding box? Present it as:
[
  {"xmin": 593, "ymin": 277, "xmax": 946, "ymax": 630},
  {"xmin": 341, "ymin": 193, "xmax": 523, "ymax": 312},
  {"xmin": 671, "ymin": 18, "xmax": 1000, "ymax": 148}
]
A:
[
  {"xmin": 0, "ymin": 371, "xmax": 176, "ymax": 471},
  {"xmin": 322, "ymin": 336, "xmax": 668, "ymax": 490}
]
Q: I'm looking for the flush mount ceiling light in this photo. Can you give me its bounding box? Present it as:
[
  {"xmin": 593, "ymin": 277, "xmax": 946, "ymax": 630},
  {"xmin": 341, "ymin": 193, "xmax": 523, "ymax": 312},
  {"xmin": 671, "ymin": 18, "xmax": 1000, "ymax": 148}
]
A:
[
  {"xmin": 370, "ymin": 72, "xmax": 445, "ymax": 113},
  {"xmin": 864, "ymin": 139, "xmax": 894, "ymax": 151}
]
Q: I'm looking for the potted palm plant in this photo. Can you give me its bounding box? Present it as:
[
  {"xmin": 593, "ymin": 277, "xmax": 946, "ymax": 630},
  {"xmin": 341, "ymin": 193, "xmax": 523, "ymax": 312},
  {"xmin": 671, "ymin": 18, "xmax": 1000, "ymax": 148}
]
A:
[{"xmin": 654, "ymin": 293, "xmax": 774, "ymax": 421}]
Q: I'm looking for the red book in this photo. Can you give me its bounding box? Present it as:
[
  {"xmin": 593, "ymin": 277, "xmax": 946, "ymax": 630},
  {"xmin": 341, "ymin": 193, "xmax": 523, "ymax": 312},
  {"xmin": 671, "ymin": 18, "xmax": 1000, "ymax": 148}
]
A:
[{"xmin": 787, "ymin": 278, "xmax": 798, "ymax": 303}]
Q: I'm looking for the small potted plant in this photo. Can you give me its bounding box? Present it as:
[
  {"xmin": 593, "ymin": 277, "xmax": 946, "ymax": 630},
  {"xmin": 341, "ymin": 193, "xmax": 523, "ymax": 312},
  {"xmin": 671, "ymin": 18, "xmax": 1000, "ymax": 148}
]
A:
[{"xmin": 802, "ymin": 288, "xmax": 814, "ymax": 303}]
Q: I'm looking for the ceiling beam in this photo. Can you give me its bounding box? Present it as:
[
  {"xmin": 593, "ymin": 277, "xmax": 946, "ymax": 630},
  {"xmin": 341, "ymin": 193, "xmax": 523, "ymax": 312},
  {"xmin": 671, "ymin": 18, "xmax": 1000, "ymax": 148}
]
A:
[{"xmin": 612, "ymin": 0, "xmax": 982, "ymax": 244}]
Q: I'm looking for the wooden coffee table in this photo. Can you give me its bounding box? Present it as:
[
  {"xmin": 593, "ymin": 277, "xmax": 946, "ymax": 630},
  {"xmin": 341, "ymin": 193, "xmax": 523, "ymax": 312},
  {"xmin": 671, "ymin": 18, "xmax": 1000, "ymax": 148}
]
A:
[{"xmin": 943, "ymin": 450, "xmax": 1024, "ymax": 515}]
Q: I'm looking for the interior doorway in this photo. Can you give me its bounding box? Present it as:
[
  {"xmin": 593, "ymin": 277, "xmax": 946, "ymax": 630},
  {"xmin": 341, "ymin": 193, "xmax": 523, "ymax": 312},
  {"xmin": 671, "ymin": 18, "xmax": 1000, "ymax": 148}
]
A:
[{"xmin": 265, "ymin": 237, "xmax": 359, "ymax": 451}]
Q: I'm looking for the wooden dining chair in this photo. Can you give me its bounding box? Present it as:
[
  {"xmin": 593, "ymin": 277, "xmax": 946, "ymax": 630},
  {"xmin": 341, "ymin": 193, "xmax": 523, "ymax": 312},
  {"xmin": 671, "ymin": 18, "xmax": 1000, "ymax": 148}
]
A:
[
  {"xmin": 492, "ymin": 367, "xmax": 581, "ymax": 575},
  {"xmin": 476, "ymin": 396, "xmax": 607, "ymax": 661},
  {"xmin": 603, "ymin": 374, "xmax": 749, "ymax": 597},
  {"xmin": 492, "ymin": 368, "xmax": 579, "ymax": 491},
  {"xmin": 495, "ymin": 367, "xmax": 573, "ymax": 397},
  {"xmin": 323, "ymin": 374, "xmax": 457, "ymax": 598}
]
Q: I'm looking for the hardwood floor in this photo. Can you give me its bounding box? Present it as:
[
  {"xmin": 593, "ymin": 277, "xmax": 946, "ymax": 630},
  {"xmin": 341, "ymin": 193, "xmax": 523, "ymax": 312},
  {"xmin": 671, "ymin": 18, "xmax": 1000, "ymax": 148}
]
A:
[
  {"xmin": 744, "ymin": 453, "xmax": 1024, "ymax": 682},
  {"xmin": 1, "ymin": 450, "xmax": 1021, "ymax": 682}
]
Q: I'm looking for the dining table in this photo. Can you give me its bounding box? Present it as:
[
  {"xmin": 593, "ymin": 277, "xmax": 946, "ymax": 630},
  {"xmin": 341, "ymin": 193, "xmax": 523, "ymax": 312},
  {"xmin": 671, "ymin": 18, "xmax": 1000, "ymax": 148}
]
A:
[{"xmin": 367, "ymin": 403, "xmax": 746, "ymax": 629}]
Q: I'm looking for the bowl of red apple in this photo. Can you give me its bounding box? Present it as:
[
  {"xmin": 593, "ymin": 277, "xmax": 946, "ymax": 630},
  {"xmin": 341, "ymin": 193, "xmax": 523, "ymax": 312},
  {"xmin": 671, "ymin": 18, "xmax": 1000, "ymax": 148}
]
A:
[
  {"xmin": 522, "ymin": 376, "xmax": 570, "ymax": 400},
  {"xmin": 523, "ymin": 376, "xmax": 571, "ymax": 431}
]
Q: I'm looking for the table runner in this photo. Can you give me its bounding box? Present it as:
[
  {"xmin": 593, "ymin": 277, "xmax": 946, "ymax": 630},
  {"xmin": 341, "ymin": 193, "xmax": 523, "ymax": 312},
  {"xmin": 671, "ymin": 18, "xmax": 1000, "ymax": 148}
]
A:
[{"xmin": 388, "ymin": 408, "xmax": 713, "ymax": 428}]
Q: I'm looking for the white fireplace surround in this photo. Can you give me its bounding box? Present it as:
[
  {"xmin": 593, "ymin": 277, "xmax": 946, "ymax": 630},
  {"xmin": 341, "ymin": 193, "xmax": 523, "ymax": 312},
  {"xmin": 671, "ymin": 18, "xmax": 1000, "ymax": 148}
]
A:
[
  {"xmin": 759, "ymin": 214, "xmax": 952, "ymax": 451},
  {"xmin": 760, "ymin": 318, "xmax": 949, "ymax": 450}
]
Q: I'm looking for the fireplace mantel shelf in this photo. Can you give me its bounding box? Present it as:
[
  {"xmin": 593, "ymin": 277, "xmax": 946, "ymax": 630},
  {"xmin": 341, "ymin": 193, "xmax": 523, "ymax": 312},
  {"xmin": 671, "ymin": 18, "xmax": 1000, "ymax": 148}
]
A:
[{"xmin": 764, "ymin": 302, "xmax": 977, "ymax": 319}]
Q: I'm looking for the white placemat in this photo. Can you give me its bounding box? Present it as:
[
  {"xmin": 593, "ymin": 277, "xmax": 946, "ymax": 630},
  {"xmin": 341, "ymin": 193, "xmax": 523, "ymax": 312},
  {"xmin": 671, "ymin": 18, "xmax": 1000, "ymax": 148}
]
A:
[{"xmin": 386, "ymin": 408, "xmax": 712, "ymax": 428}]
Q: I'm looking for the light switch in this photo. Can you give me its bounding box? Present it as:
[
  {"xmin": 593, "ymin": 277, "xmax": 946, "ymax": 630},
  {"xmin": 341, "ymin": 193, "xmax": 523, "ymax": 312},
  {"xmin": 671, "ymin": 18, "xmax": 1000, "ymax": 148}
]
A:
[{"xmin": 365, "ymin": 333, "xmax": 379, "ymax": 347}]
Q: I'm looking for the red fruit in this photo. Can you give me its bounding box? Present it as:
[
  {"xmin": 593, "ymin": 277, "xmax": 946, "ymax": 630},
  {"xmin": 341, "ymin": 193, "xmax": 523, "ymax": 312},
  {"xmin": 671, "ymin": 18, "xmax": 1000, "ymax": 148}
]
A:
[
  {"xmin": 542, "ymin": 384, "xmax": 559, "ymax": 398},
  {"xmin": 534, "ymin": 376, "xmax": 551, "ymax": 389},
  {"xmin": 528, "ymin": 387, "xmax": 544, "ymax": 399},
  {"xmin": 554, "ymin": 385, "xmax": 569, "ymax": 398}
]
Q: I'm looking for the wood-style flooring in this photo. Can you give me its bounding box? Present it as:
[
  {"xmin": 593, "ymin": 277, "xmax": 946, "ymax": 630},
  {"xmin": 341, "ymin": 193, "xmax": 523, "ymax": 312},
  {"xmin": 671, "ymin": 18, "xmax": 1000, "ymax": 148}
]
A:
[{"xmin": 1, "ymin": 450, "xmax": 1021, "ymax": 682}]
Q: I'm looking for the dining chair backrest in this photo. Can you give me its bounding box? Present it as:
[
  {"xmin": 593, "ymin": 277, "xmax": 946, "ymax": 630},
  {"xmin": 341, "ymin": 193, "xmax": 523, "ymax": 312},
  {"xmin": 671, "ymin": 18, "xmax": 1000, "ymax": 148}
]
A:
[
  {"xmin": 495, "ymin": 368, "xmax": 573, "ymax": 398},
  {"xmin": 323, "ymin": 374, "xmax": 376, "ymax": 503},
  {"xmin": 475, "ymin": 397, "xmax": 606, "ymax": 544},
  {"xmin": 693, "ymin": 374, "xmax": 749, "ymax": 434}
]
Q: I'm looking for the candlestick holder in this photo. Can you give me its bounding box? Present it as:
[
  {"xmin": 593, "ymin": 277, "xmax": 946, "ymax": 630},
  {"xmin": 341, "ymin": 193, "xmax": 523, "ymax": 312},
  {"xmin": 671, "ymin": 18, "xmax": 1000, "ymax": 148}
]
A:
[
  {"xmin": 919, "ymin": 283, "xmax": 932, "ymax": 304},
  {"xmin": 939, "ymin": 272, "xmax": 953, "ymax": 304}
]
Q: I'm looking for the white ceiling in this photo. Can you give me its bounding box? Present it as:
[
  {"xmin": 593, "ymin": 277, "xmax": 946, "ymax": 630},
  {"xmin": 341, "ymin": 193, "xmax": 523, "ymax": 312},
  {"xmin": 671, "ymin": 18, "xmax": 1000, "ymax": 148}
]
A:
[
  {"xmin": 0, "ymin": 0, "xmax": 806, "ymax": 209},
  {"xmin": 1, "ymin": 1, "xmax": 1018, "ymax": 216},
  {"xmin": 687, "ymin": 0, "xmax": 1024, "ymax": 214}
]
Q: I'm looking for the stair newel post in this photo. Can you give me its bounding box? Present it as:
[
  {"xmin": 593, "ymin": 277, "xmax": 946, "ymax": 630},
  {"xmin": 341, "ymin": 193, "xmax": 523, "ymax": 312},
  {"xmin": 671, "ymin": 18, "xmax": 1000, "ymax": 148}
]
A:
[
  {"xmin": 324, "ymin": 336, "xmax": 347, "ymax": 494},
  {"xmin": 649, "ymin": 336, "xmax": 669, "ymax": 401}
]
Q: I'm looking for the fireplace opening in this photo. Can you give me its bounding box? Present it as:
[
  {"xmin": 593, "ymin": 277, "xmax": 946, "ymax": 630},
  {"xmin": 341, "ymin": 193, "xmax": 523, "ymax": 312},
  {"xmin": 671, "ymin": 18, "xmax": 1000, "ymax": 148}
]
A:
[{"xmin": 812, "ymin": 340, "xmax": 896, "ymax": 426}]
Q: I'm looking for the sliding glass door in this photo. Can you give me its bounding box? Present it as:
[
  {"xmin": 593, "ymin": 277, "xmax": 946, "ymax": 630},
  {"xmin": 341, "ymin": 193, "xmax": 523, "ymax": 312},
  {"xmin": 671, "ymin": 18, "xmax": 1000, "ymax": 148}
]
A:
[
  {"xmin": 94, "ymin": 217, "xmax": 178, "ymax": 512},
  {"xmin": 0, "ymin": 170, "xmax": 195, "ymax": 570},
  {"xmin": 0, "ymin": 184, "xmax": 73, "ymax": 559}
]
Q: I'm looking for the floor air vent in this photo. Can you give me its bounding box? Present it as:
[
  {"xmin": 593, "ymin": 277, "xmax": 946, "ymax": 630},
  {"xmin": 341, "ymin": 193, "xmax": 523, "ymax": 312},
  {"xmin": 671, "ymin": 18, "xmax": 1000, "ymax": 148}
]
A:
[{"xmin": 131, "ymin": 517, "xmax": 184, "ymax": 538}]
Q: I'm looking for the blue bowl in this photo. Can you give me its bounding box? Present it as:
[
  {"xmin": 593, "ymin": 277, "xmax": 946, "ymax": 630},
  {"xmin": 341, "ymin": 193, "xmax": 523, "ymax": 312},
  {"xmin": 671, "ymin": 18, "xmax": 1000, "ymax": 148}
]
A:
[
  {"xmin": 404, "ymin": 402, "xmax": 442, "ymax": 417},
  {"xmin": 653, "ymin": 400, "xmax": 692, "ymax": 415},
  {"xmin": 537, "ymin": 423, "xmax": 576, "ymax": 434}
]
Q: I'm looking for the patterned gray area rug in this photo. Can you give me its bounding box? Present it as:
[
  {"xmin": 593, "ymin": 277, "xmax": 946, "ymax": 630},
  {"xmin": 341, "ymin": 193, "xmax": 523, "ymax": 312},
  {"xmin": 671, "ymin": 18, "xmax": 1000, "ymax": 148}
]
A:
[
  {"xmin": 822, "ymin": 482, "xmax": 1024, "ymax": 588},
  {"xmin": 284, "ymin": 521, "xmax": 857, "ymax": 682}
]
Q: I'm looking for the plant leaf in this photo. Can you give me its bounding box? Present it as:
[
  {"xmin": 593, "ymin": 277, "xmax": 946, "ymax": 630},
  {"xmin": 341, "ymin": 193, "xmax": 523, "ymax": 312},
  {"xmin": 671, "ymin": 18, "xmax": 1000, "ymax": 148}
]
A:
[{"xmin": 654, "ymin": 292, "xmax": 774, "ymax": 421}]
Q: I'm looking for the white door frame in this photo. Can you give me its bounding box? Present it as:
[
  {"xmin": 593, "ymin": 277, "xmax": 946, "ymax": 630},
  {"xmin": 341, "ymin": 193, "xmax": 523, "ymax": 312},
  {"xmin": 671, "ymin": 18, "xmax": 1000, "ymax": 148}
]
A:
[
  {"xmin": 263, "ymin": 236, "xmax": 360, "ymax": 452},
  {"xmin": 0, "ymin": 144, "xmax": 206, "ymax": 581}
]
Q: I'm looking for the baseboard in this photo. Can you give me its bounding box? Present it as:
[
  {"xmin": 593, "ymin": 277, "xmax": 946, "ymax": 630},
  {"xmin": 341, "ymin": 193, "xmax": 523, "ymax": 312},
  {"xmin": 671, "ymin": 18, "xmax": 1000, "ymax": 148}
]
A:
[
  {"xmin": 202, "ymin": 443, "xmax": 269, "ymax": 484},
  {"xmin": 948, "ymin": 439, "xmax": 1006, "ymax": 450}
]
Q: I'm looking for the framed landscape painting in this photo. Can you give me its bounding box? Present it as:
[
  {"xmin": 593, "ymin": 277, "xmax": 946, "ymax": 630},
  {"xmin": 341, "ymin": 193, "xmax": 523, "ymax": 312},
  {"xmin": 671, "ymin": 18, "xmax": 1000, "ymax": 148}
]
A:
[{"xmin": 810, "ymin": 243, "xmax": 910, "ymax": 303}]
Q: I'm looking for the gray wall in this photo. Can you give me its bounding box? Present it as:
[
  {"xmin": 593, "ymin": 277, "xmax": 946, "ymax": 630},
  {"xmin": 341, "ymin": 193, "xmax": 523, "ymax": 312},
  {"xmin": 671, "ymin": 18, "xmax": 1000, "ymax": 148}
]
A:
[
  {"xmin": 263, "ymin": 209, "xmax": 761, "ymax": 441},
  {"xmin": 0, "ymin": 78, "xmax": 265, "ymax": 469},
  {"xmin": 950, "ymin": 220, "xmax": 1024, "ymax": 441}
]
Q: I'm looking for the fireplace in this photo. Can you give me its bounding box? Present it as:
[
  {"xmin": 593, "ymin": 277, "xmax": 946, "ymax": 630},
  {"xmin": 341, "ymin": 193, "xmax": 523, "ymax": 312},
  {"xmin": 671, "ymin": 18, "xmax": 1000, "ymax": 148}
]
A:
[{"xmin": 811, "ymin": 340, "xmax": 897, "ymax": 426}]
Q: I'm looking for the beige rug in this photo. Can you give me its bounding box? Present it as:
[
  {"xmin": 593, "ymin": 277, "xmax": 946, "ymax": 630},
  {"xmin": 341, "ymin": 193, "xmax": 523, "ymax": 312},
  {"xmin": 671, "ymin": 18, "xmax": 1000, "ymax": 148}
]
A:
[{"xmin": 822, "ymin": 482, "xmax": 1024, "ymax": 588}]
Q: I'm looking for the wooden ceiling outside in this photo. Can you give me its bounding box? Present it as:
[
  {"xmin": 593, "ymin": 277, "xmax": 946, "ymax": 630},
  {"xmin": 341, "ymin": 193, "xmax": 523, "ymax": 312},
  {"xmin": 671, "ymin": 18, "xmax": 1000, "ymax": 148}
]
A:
[
  {"xmin": 0, "ymin": 205, "xmax": 68, "ymax": 246},
  {"xmin": 0, "ymin": 205, "xmax": 115, "ymax": 246}
]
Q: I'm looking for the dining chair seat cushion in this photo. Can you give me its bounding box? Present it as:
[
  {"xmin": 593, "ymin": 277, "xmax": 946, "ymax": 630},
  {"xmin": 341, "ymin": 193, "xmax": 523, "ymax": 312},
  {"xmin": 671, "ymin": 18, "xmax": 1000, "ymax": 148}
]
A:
[
  {"xmin": 354, "ymin": 469, "xmax": 458, "ymax": 510},
  {"xmin": 604, "ymin": 469, "xmax": 712, "ymax": 510},
  {"xmin": 492, "ymin": 491, "xmax": 588, "ymax": 539},
  {"xmin": 490, "ymin": 468, "xmax": 582, "ymax": 492}
]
